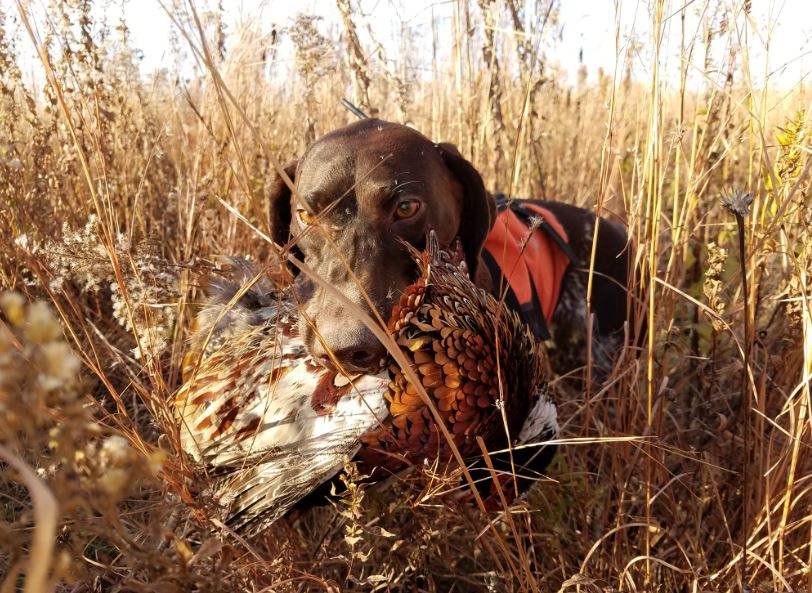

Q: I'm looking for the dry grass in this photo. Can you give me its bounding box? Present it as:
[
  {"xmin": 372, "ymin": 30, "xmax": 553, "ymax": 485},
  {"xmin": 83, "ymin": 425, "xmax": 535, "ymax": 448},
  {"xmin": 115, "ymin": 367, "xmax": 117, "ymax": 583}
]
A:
[{"xmin": 1, "ymin": 0, "xmax": 810, "ymax": 591}]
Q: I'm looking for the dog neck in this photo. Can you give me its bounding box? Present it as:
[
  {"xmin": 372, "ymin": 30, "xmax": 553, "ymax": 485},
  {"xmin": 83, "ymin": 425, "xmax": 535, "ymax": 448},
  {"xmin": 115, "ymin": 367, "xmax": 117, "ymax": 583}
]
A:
[{"xmin": 473, "ymin": 257, "xmax": 494, "ymax": 294}]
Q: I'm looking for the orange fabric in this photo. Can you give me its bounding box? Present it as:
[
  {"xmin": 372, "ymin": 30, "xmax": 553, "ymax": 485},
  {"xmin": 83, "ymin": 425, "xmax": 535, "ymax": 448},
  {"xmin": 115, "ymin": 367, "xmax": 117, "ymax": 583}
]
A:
[{"xmin": 483, "ymin": 204, "xmax": 571, "ymax": 324}]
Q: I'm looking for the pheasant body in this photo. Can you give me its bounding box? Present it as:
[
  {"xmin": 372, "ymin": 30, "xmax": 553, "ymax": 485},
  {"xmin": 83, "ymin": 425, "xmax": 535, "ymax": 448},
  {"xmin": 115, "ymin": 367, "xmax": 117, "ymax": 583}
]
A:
[
  {"xmin": 358, "ymin": 236, "xmax": 549, "ymax": 474},
  {"xmin": 176, "ymin": 258, "xmax": 388, "ymax": 533}
]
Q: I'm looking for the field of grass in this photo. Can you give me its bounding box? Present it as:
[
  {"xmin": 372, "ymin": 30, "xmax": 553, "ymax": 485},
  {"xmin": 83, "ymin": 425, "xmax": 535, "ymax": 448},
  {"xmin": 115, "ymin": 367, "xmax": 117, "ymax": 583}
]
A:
[{"xmin": 1, "ymin": 0, "xmax": 810, "ymax": 591}]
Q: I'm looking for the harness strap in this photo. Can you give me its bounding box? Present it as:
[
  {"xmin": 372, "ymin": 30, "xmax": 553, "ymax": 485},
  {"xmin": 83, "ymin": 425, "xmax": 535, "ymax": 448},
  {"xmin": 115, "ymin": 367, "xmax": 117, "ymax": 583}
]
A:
[
  {"xmin": 481, "ymin": 249, "xmax": 551, "ymax": 341},
  {"xmin": 493, "ymin": 193, "xmax": 580, "ymax": 267},
  {"xmin": 484, "ymin": 194, "xmax": 576, "ymax": 341},
  {"xmin": 511, "ymin": 204, "xmax": 581, "ymax": 267}
]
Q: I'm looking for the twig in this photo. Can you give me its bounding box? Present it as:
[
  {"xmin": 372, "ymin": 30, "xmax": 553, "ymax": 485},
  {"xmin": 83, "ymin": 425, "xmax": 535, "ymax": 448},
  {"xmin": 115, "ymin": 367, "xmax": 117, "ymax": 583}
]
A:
[
  {"xmin": 0, "ymin": 445, "xmax": 58, "ymax": 593},
  {"xmin": 721, "ymin": 189, "xmax": 754, "ymax": 593}
]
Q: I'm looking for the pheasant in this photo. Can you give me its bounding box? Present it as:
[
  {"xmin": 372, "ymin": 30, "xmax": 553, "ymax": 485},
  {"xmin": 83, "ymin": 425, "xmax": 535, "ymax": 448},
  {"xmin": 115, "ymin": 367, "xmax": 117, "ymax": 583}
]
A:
[{"xmin": 175, "ymin": 235, "xmax": 558, "ymax": 536}]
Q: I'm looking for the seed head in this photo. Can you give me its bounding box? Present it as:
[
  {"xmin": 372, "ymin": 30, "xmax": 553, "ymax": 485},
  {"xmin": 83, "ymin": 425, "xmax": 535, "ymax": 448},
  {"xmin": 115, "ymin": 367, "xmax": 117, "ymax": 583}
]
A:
[
  {"xmin": 721, "ymin": 190, "xmax": 754, "ymax": 218},
  {"xmin": 0, "ymin": 291, "xmax": 25, "ymax": 326},
  {"xmin": 39, "ymin": 341, "xmax": 81, "ymax": 391},
  {"xmin": 23, "ymin": 301, "xmax": 62, "ymax": 344}
]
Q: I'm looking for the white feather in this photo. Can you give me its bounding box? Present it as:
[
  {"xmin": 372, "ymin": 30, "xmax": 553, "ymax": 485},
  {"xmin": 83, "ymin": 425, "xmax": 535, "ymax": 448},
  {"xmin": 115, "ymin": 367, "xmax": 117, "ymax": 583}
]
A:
[{"xmin": 518, "ymin": 390, "xmax": 559, "ymax": 444}]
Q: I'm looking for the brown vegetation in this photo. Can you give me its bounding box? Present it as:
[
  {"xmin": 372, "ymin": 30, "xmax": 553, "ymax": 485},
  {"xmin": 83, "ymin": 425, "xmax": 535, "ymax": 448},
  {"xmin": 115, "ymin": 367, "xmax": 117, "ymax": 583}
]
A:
[{"xmin": 0, "ymin": 0, "xmax": 810, "ymax": 591}]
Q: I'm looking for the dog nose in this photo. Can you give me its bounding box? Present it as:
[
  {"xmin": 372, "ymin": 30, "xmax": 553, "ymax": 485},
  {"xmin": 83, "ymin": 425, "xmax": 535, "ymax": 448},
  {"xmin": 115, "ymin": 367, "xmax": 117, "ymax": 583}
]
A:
[
  {"xmin": 315, "ymin": 347, "xmax": 382, "ymax": 373},
  {"xmin": 309, "ymin": 324, "xmax": 386, "ymax": 373}
]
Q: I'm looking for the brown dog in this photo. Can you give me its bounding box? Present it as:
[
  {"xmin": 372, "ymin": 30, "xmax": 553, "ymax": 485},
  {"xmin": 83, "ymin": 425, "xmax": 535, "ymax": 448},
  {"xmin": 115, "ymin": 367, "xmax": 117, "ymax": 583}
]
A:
[{"xmin": 268, "ymin": 119, "xmax": 638, "ymax": 377}]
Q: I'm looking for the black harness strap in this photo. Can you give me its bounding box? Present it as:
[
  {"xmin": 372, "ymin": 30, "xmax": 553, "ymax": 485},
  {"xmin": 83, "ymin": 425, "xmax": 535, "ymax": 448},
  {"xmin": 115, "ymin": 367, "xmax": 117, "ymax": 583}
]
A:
[{"xmin": 481, "ymin": 247, "xmax": 552, "ymax": 342}]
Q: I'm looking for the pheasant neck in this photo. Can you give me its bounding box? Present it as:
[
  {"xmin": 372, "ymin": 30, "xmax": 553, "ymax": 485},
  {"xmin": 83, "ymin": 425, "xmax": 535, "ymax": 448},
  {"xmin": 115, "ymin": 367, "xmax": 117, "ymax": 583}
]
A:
[{"xmin": 473, "ymin": 256, "xmax": 494, "ymax": 294}]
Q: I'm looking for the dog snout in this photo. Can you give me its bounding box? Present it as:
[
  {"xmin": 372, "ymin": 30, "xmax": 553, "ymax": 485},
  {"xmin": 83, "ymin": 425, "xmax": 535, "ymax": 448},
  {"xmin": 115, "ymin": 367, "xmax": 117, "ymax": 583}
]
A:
[{"xmin": 307, "ymin": 320, "xmax": 386, "ymax": 373}]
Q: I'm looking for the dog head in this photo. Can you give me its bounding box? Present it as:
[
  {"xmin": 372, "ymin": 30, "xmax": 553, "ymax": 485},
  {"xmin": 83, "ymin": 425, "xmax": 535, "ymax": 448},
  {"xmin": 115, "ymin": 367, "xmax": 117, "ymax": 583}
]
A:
[{"xmin": 267, "ymin": 119, "xmax": 495, "ymax": 372}]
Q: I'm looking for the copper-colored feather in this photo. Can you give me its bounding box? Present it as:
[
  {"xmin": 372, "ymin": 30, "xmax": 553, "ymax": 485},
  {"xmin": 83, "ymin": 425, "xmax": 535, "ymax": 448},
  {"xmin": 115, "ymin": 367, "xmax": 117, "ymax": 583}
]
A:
[{"xmin": 357, "ymin": 233, "xmax": 552, "ymax": 474}]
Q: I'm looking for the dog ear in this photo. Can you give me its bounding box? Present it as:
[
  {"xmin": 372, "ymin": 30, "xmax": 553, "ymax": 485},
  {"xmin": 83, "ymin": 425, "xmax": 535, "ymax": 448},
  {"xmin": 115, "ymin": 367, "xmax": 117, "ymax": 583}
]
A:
[
  {"xmin": 436, "ymin": 143, "xmax": 496, "ymax": 279},
  {"xmin": 268, "ymin": 160, "xmax": 299, "ymax": 248}
]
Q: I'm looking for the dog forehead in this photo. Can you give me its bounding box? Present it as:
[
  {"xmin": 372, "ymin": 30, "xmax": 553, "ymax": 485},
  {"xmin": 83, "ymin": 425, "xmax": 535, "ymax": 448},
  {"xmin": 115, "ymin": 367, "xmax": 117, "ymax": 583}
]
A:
[
  {"xmin": 296, "ymin": 148, "xmax": 355, "ymax": 197},
  {"xmin": 297, "ymin": 137, "xmax": 445, "ymax": 203}
]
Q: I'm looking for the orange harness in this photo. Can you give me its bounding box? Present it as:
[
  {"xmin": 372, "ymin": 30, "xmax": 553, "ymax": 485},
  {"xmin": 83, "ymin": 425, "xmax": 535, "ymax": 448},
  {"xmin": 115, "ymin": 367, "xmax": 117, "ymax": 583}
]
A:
[{"xmin": 482, "ymin": 197, "xmax": 578, "ymax": 340}]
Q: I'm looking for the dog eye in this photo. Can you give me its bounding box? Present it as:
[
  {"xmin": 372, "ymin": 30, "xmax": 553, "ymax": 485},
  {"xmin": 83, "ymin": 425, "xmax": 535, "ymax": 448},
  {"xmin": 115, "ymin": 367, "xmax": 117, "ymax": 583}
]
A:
[
  {"xmin": 297, "ymin": 209, "xmax": 315, "ymax": 225},
  {"xmin": 395, "ymin": 199, "xmax": 421, "ymax": 219}
]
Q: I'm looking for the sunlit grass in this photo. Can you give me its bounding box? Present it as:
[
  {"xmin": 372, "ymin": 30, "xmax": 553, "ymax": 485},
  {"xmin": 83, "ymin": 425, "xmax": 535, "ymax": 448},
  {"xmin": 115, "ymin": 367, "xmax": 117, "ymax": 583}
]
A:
[{"xmin": 0, "ymin": 0, "xmax": 809, "ymax": 591}]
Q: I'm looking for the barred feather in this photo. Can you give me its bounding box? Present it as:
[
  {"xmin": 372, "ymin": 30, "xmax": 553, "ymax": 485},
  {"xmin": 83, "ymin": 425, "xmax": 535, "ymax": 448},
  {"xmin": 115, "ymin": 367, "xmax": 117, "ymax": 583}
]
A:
[
  {"xmin": 358, "ymin": 234, "xmax": 552, "ymax": 472},
  {"xmin": 175, "ymin": 257, "xmax": 388, "ymax": 534}
]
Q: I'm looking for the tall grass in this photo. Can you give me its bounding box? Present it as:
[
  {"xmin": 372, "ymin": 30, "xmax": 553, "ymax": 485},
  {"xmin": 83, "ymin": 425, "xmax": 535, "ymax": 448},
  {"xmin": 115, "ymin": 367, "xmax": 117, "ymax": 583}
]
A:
[{"xmin": 1, "ymin": 0, "xmax": 810, "ymax": 591}]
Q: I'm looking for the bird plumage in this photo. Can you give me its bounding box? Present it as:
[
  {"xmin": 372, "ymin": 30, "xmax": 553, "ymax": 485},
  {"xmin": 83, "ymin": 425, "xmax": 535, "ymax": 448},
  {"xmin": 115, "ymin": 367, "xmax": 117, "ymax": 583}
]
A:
[
  {"xmin": 175, "ymin": 237, "xmax": 558, "ymax": 536},
  {"xmin": 357, "ymin": 233, "xmax": 552, "ymax": 473},
  {"xmin": 175, "ymin": 257, "xmax": 389, "ymax": 533}
]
